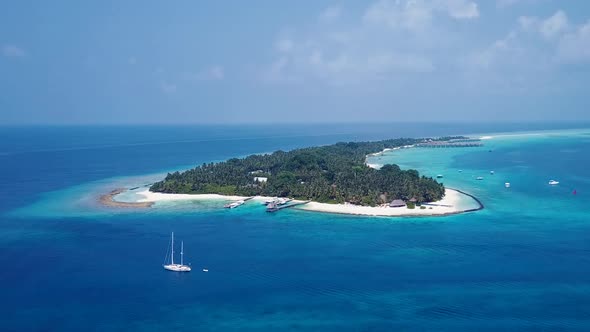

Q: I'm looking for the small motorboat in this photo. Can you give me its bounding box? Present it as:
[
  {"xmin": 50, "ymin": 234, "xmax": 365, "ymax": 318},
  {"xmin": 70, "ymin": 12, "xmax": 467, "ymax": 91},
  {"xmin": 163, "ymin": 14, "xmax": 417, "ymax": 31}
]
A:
[
  {"xmin": 277, "ymin": 197, "xmax": 292, "ymax": 205},
  {"xmin": 436, "ymin": 174, "xmax": 444, "ymax": 178},
  {"xmin": 548, "ymin": 180, "xmax": 559, "ymax": 185},
  {"xmin": 476, "ymin": 176, "xmax": 484, "ymax": 180},
  {"xmin": 224, "ymin": 200, "xmax": 245, "ymax": 208},
  {"xmin": 202, "ymin": 268, "xmax": 209, "ymax": 272},
  {"xmin": 263, "ymin": 197, "xmax": 278, "ymax": 205},
  {"xmin": 505, "ymin": 182, "xmax": 511, "ymax": 188},
  {"xmin": 266, "ymin": 201, "xmax": 279, "ymax": 212},
  {"xmin": 490, "ymin": 170, "xmax": 495, "ymax": 175}
]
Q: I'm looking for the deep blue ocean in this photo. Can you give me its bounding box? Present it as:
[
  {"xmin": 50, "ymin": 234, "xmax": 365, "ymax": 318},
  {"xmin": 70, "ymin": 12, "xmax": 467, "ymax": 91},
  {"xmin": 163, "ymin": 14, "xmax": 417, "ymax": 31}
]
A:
[{"xmin": 2, "ymin": 123, "xmax": 590, "ymax": 331}]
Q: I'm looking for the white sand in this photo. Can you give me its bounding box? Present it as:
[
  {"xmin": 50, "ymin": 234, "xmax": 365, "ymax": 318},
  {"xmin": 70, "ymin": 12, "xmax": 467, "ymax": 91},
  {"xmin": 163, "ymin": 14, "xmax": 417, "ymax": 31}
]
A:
[
  {"xmin": 135, "ymin": 190, "xmax": 247, "ymax": 202},
  {"xmin": 366, "ymin": 163, "xmax": 383, "ymax": 169},
  {"xmin": 365, "ymin": 145, "xmax": 414, "ymax": 169},
  {"xmin": 129, "ymin": 188, "xmax": 479, "ymax": 217},
  {"xmin": 294, "ymin": 189, "xmax": 479, "ymax": 217},
  {"xmin": 134, "ymin": 189, "xmax": 276, "ymax": 203}
]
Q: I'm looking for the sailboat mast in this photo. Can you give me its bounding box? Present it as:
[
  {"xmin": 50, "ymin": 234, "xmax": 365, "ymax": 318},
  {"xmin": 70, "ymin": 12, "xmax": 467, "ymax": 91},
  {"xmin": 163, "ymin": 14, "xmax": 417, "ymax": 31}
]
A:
[
  {"xmin": 171, "ymin": 232, "xmax": 174, "ymax": 265},
  {"xmin": 181, "ymin": 241, "xmax": 184, "ymax": 266}
]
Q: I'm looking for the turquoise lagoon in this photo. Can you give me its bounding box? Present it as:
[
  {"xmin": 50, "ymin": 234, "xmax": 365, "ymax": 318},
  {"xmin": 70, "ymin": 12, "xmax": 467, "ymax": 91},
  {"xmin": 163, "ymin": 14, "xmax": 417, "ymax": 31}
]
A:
[{"xmin": 1, "ymin": 124, "xmax": 590, "ymax": 331}]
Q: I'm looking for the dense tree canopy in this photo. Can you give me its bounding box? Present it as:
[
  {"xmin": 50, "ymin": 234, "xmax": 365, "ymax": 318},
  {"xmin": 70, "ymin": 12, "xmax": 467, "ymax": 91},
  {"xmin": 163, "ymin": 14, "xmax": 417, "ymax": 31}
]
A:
[{"xmin": 150, "ymin": 138, "xmax": 447, "ymax": 206}]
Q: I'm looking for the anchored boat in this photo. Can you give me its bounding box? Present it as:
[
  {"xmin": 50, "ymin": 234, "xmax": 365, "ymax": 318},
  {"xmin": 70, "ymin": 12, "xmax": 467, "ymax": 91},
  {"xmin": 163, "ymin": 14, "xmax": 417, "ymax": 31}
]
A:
[
  {"xmin": 224, "ymin": 200, "xmax": 245, "ymax": 208},
  {"xmin": 163, "ymin": 232, "xmax": 191, "ymax": 272},
  {"xmin": 264, "ymin": 197, "xmax": 292, "ymax": 207}
]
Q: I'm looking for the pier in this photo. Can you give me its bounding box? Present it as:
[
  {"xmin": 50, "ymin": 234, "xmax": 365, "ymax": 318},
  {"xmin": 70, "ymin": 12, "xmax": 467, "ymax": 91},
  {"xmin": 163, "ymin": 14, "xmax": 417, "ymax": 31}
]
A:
[
  {"xmin": 224, "ymin": 196, "xmax": 255, "ymax": 209},
  {"xmin": 267, "ymin": 200, "xmax": 310, "ymax": 213},
  {"xmin": 447, "ymin": 188, "xmax": 484, "ymax": 213}
]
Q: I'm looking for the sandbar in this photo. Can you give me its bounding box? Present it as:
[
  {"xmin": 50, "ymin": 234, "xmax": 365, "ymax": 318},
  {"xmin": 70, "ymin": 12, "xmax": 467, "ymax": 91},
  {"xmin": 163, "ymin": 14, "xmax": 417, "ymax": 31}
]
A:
[{"xmin": 99, "ymin": 188, "xmax": 154, "ymax": 208}]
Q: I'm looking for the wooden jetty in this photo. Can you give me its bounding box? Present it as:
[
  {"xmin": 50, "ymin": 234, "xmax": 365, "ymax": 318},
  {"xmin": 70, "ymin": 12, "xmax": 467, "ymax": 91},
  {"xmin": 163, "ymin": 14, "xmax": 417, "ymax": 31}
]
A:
[{"xmin": 267, "ymin": 200, "xmax": 310, "ymax": 213}]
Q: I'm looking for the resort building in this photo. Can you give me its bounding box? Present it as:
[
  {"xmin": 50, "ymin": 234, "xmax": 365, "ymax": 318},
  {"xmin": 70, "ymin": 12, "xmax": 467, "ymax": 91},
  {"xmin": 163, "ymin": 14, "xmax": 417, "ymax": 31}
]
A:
[{"xmin": 389, "ymin": 199, "xmax": 406, "ymax": 208}]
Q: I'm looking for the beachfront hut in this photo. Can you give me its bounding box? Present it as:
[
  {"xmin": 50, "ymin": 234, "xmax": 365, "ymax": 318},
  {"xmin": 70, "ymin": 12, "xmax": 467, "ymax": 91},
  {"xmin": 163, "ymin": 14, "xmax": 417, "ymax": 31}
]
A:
[{"xmin": 389, "ymin": 199, "xmax": 406, "ymax": 208}]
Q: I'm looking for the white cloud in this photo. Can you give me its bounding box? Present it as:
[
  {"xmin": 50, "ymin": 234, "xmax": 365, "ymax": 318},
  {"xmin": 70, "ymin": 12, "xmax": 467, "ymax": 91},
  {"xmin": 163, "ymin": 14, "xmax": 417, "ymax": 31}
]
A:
[
  {"xmin": 264, "ymin": 0, "xmax": 484, "ymax": 84},
  {"xmin": 320, "ymin": 6, "xmax": 342, "ymax": 22},
  {"xmin": 185, "ymin": 66, "xmax": 226, "ymax": 81},
  {"xmin": 443, "ymin": 0, "xmax": 479, "ymax": 19},
  {"xmin": 539, "ymin": 10, "xmax": 569, "ymax": 39},
  {"xmin": 366, "ymin": 53, "xmax": 434, "ymax": 73},
  {"xmin": 2, "ymin": 45, "xmax": 26, "ymax": 57},
  {"xmin": 496, "ymin": 0, "xmax": 541, "ymax": 9},
  {"xmin": 517, "ymin": 15, "xmax": 537, "ymax": 30},
  {"xmin": 161, "ymin": 81, "xmax": 177, "ymax": 94},
  {"xmin": 496, "ymin": 0, "xmax": 519, "ymax": 7},
  {"xmin": 363, "ymin": 0, "xmax": 478, "ymax": 30},
  {"xmin": 202, "ymin": 65, "xmax": 225, "ymax": 80},
  {"xmin": 275, "ymin": 39, "xmax": 294, "ymax": 53},
  {"xmin": 262, "ymin": 56, "xmax": 289, "ymax": 82},
  {"xmin": 308, "ymin": 50, "xmax": 323, "ymax": 66},
  {"xmin": 518, "ymin": 10, "xmax": 569, "ymax": 39},
  {"xmin": 363, "ymin": 0, "xmax": 434, "ymax": 31},
  {"xmin": 558, "ymin": 20, "xmax": 590, "ymax": 62},
  {"xmin": 468, "ymin": 9, "xmax": 590, "ymax": 70},
  {"xmin": 465, "ymin": 32, "xmax": 522, "ymax": 69}
]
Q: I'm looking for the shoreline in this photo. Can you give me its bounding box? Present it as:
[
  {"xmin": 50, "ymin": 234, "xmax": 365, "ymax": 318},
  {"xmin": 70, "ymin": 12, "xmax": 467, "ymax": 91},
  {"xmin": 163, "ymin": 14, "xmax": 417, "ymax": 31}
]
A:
[
  {"xmin": 99, "ymin": 187, "xmax": 482, "ymax": 217},
  {"xmin": 99, "ymin": 188, "xmax": 154, "ymax": 208},
  {"xmin": 293, "ymin": 188, "xmax": 481, "ymax": 217},
  {"xmin": 99, "ymin": 139, "xmax": 484, "ymax": 216},
  {"xmin": 365, "ymin": 144, "xmax": 415, "ymax": 169},
  {"xmin": 134, "ymin": 189, "xmax": 269, "ymax": 203}
]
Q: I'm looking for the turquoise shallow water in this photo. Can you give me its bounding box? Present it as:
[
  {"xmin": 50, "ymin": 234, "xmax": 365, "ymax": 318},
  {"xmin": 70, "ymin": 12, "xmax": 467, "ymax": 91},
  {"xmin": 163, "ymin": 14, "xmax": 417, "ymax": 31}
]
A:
[
  {"xmin": 367, "ymin": 129, "xmax": 590, "ymax": 223},
  {"xmin": 2, "ymin": 124, "xmax": 590, "ymax": 331}
]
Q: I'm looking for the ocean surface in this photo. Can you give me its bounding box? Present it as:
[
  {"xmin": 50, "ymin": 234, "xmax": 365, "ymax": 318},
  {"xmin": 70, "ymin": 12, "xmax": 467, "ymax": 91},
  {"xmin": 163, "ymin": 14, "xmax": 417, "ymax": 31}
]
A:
[{"xmin": 2, "ymin": 123, "xmax": 590, "ymax": 331}]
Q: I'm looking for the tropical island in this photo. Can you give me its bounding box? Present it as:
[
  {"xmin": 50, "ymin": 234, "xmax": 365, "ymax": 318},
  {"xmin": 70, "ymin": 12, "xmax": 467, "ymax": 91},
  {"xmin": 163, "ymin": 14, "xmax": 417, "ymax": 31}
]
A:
[
  {"xmin": 149, "ymin": 137, "xmax": 468, "ymax": 206},
  {"xmin": 100, "ymin": 136, "xmax": 484, "ymax": 216}
]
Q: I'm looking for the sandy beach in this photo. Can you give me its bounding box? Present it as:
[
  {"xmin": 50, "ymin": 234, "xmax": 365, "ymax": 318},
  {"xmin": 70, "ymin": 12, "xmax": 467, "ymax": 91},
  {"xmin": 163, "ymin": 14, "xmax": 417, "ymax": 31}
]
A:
[
  {"xmin": 135, "ymin": 189, "xmax": 250, "ymax": 203},
  {"xmin": 294, "ymin": 188, "xmax": 481, "ymax": 217},
  {"xmin": 100, "ymin": 188, "xmax": 154, "ymax": 208},
  {"xmin": 99, "ymin": 187, "xmax": 482, "ymax": 217},
  {"xmin": 364, "ymin": 145, "xmax": 415, "ymax": 169}
]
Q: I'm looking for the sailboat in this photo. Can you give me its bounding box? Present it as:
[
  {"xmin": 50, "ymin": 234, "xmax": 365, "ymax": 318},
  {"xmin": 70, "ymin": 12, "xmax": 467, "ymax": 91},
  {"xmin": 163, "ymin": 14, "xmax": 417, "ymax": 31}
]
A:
[{"xmin": 163, "ymin": 232, "xmax": 191, "ymax": 272}]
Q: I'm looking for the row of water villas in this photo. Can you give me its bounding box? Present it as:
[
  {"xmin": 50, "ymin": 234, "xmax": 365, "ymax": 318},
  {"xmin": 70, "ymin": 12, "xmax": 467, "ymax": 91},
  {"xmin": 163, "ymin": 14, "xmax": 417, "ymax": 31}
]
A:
[{"xmin": 416, "ymin": 139, "xmax": 483, "ymax": 148}]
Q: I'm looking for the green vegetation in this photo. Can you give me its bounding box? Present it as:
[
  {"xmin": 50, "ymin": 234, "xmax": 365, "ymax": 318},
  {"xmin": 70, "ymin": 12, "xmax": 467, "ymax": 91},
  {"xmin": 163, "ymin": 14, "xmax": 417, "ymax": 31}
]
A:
[
  {"xmin": 406, "ymin": 202, "xmax": 416, "ymax": 209},
  {"xmin": 150, "ymin": 138, "xmax": 446, "ymax": 206}
]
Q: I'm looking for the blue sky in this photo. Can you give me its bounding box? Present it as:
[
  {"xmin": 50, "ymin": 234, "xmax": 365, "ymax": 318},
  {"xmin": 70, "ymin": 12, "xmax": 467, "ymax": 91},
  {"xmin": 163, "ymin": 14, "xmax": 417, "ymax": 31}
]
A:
[{"xmin": 1, "ymin": 0, "xmax": 589, "ymax": 124}]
